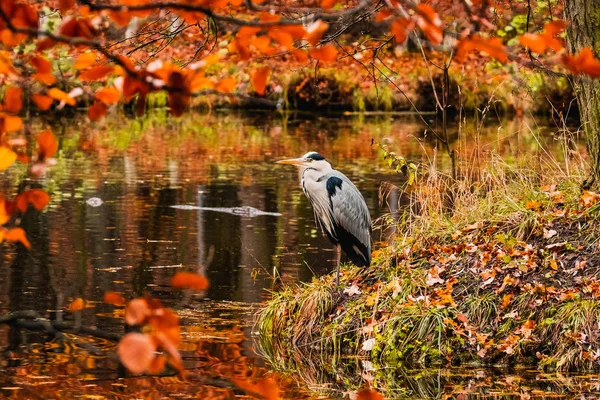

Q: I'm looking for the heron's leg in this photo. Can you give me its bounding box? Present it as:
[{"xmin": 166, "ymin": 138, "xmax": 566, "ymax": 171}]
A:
[{"xmin": 335, "ymin": 244, "xmax": 342, "ymax": 286}]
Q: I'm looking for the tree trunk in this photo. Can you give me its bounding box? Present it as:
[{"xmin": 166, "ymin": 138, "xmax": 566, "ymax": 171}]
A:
[{"xmin": 565, "ymin": 0, "xmax": 600, "ymax": 189}]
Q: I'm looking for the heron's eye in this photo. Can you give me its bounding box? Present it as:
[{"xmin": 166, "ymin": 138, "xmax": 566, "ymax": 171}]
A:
[{"xmin": 307, "ymin": 158, "xmax": 313, "ymax": 162}]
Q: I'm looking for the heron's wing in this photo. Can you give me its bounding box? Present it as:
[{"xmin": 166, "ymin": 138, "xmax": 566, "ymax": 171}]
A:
[{"xmin": 326, "ymin": 173, "xmax": 372, "ymax": 266}]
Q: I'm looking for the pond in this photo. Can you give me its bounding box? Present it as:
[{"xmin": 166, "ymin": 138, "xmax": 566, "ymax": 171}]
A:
[{"xmin": 0, "ymin": 110, "xmax": 590, "ymax": 398}]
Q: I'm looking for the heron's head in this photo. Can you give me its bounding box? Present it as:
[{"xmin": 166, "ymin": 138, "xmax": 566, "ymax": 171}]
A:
[{"xmin": 276, "ymin": 151, "xmax": 332, "ymax": 172}]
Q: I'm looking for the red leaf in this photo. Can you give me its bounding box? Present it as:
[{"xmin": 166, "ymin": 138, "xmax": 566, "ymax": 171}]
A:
[
  {"xmin": 31, "ymin": 56, "xmax": 51, "ymax": 74},
  {"xmin": 58, "ymin": 0, "xmax": 75, "ymax": 13},
  {"xmin": 89, "ymin": 101, "xmax": 107, "ymax": 121},
  {"xmin": 170, "ymin": 272, "xmax": 209, "ymax": 290}
]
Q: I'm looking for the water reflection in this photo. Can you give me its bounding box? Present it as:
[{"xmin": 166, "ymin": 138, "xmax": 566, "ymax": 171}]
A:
[{"xmin": 0, "ymin": 111, "xmax": 584, "ymax": 397}]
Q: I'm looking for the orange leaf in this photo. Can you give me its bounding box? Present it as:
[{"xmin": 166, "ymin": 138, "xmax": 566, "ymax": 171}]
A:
[
  {"xmin": 415, "ymin": 4, "xmax": 443, "ymax": 45},
  {"xmin": 375, "ymin": 9, "xmax": 392, "ymax": 22},
  {"xmin": 103, "ymin": 291, "xmax": 126, "ymax": 306},
  {"xmin": 309, "ymin": 45, "xmax": 338, "ymax": 62},
  {"xmin": 0, "ymin": 50, "xmax": 15, "ymax": 75},
  {"xmin": 305, "ymin": 20, "xmax": 329, "ymax": 45},
  {"xmin": 525, "ymin": 200, "xmax": 541, "ymax": 210},
  {"xmin": 357, "ymin": 388, "xmax": 385, "ymax": 400},
  {"xmin": 171, "ymin": 272, "xmax": 209, "ymax": 290},
  {"xmin": 125, "ymin": 298, "xmax": 152, "ymax": 325},
  {"xmin": 2, "ymin": 115, "xmax": 22, "ymax": 132},
  {"xmin": 321, "ymin": 0, "xmax": 336, "ymax": 8},
  {"xmin": 232, "ymin": 377, "xmax": 280, "ymax": 400},
  {"xmin": 15, "ymin": 189, "xmax": 50, "ymax": 212},
  {"xmin": 68, "ymin": 298, "xmax": 85, "ymax": 311},
  {"xmin": 79, "ymin": 65, "xmax": 114, "ymax": 81},
  {"xmin": 117, "ymin": 333, "xmax": 157, "ymax": 375},
  {"xmin": 580, "ymin": 190, "xmax": 600, "ymax": 208},
  {"xmin": 237, "ymin": 26, "xmax": 261, "ymax": 39},
  {"xmin": 33, "ymin": 72, "xmax": 56, "ymax": 86},
  {"xmin": 95, "ymin": 87, "xmax": 120, "ymax": 105},
  {"xmin": 0, "ymin": 147, "xmax": 17, "ymax": 170},
  {"xmin": 457, "ymin": 35, "xmax": 508, "ymax": 63},
  {"xmin": 292, "ymin": 49, "xmax": 309, "ymax": 63},
  {"xmin": 31, "ymin": 94, "xmax": 53, "ymax": 110},
  {"xmin": 150, "ymin": 308, "xmax": 181, "ymax": 346},
  {"xmin": 147, "ymin": 354, "xmax": 167, "ymax": 374},
  {"xmin": 251, "ymin": 35, "xmax": 273, "ymax": 54},
  {"xmin": 519, "ymin": 33, "xmax": 548, "ymax": 54},
  {"xmin": 4, "ymin": 87, "xmax": 22, "ymax": 114},
  {"xmin": 391, "ymin": 17, "xmax": 412, "ymax": 44},
  {"xmin": 562, "ymin": 48, "xmax": 600, "ymax": 78},
  {"xmin": 251, "ymin": 66, "xmax": 271, "ymax": 96},
  {"xmin": 0, "ymin": 198, "xmax": 9, "ymax": 225},
  {"xmin": 280, "ymin": 25, "xmax": 306, "ymax": 40},
  {"xmin": 259, "ymin": 13, "xmax": 280, "ymax": 23},
  {"xmin": 268, "ymin": 29, "xmax": 294, "ymax": 49},
  {"xmin": 215, "ymin": 78, "xmax": 236, "ymax": 94},
  {"xmin": 74, "ymin": 52, "xmax": 97, "ymax": 70},
  {"xmin": 4, "ymin": 227, "xmax": 30, "ymax": 248},
  {"xmin": 89, "ymin": 101, "xmax": 107, "ymax": 121},
  {"xmin": 47, "ymin": 88, "xmax": 76, "ymax": 106},
  {"xmin": 37, "ymin": 129, "xmax": 58, "ymax": 159}
]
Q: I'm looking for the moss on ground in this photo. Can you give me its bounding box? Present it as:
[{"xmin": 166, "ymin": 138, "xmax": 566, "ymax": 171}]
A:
[{"xmin": 256, "ymin": 186, "xmax": 600, "ymax": 374}]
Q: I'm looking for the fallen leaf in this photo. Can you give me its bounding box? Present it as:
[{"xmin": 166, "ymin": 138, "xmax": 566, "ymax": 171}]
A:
[
  {"xmin": 343, "ymin": 284, "xmax": 361, "ymax": 296},
  {"xmin": 362, "ymin": 338, "xmax": 376, "ymax": 351}
]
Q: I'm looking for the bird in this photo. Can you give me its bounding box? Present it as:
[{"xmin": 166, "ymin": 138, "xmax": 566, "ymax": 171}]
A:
[{"xmin": 276, "ymin": 151, "xmax": 372, "ymax": 285}]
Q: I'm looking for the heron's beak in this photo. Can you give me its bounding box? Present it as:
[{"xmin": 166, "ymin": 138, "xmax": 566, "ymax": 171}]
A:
[{"xmin": 275, "ymin": 158, "xmax": 305, "ymax": 166}]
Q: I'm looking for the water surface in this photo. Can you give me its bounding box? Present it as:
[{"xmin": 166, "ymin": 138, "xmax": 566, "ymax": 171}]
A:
[{"xmin": 0, "ymin": 111, "xmax": 588, "ymax": 398}]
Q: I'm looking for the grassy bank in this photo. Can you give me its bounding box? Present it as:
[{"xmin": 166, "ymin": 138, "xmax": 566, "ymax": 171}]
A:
[{"xmin": 256, "ymin": 156, "xmax": 600, "ymax": 375}]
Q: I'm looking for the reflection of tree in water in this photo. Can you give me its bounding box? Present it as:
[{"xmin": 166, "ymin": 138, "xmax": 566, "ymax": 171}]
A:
[{"xmin": 255, "ymin": 333, "xmax": 600, "ymax": 399}]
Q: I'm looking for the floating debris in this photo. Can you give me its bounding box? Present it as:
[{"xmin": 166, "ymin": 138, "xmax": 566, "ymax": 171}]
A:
[
  {"xmin": 86, "ymin": 197, "xmax": 104, "ymax": 207},
  {"xmin": 170, "ymin": 205, "xmax": 282, "ymax": 217}
]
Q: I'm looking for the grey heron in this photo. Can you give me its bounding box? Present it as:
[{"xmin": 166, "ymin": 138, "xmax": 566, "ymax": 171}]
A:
[{"xmin": 276, "ymin": 151, "xmax": 372, "ymax": 285}]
